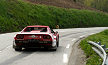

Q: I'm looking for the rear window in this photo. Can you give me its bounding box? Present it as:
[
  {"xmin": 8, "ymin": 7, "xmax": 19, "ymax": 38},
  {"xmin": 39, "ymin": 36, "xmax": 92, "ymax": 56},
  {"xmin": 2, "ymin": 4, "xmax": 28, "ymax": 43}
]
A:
[{"xmin": 24, "ymin": 27, "xmax": 47, "ymax": 32}]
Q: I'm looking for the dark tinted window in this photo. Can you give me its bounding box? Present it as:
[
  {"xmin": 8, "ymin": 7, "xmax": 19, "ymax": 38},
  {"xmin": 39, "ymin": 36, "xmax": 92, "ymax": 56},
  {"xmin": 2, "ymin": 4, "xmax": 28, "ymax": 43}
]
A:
[{"xmin": 24, "ymin": 27, "xmax": 47, "ymax": 32}]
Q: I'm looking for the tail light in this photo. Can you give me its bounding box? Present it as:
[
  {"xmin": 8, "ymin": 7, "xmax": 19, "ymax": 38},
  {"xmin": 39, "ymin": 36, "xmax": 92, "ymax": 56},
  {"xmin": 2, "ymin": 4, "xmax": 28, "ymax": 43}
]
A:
[
  {"xmin": 16, "ymin": 34, "xmax": 24, "ymax": 39},
  {"xmin": 43, "ymin": 35, "xmax": 51, "ymax": 39}
]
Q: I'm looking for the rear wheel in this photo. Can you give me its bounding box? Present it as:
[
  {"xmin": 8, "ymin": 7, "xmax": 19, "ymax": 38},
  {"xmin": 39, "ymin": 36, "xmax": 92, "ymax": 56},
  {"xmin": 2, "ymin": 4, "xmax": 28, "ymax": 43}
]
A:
[
  {"xmin": 15, "ymin": 47, "xmax": 22, "ymax": 51},
  {"xmin": 52, "ymin": 44, "xmax": 57, "ymax": 51},
  {"xmin": 52, "ymin": 48, "xmax": 57, "ymax": 51},
  {"xmin": 51, "ymin": 47, "xmax": 57, "ymax": 51},
  {"xmin": 57, "ymin": 38, "xmax": 59, "ymax": 47}
]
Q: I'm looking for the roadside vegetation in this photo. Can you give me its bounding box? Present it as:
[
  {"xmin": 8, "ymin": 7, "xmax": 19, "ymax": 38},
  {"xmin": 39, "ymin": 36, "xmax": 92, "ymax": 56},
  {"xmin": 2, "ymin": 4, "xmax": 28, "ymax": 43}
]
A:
[
  {"xmin": 25, "ymin": 0, "xmax": 95, "ymax": 10},
  {"xmin": 80, "ymin": 30, "xmax": 108, "ymax": 65},
  {"xmin": 77, "ymin": 0, "xmax": 108, "ymax": 12},
  {"xmin": 0, "ymin": 0, "xmax": 108, "ymax": 33}
]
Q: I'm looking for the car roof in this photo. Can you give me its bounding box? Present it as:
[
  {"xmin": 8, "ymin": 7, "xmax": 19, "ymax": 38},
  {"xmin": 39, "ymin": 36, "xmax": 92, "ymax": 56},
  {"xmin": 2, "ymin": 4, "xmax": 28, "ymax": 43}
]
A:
[{"xmin": 27, "ymin": 25, "xmax": 49, "ymax": 28}]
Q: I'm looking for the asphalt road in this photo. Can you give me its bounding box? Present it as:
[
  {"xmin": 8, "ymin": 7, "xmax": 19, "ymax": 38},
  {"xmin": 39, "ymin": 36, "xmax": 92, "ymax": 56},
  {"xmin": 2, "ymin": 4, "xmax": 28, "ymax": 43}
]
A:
[{"xmin": 0, "ymin": 27, "xmax": 108, "ymax": 65}]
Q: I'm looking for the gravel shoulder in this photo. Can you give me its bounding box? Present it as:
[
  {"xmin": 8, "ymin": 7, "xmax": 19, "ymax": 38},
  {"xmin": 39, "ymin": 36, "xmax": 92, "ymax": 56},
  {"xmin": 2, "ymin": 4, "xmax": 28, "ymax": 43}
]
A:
[{"xmin": 68, "ymin": 39, "xmax": 86, "ymax": 65}]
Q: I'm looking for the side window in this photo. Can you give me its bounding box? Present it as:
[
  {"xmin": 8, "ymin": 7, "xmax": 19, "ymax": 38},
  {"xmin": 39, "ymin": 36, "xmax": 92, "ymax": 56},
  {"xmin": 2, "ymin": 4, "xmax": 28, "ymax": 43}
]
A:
[
  {"xmin": 24, "ymin": 27, "xmax": 33, "ymax": 32},
  {"xmin": 40, "ymin": 28, "xmax": 47, "ymax": 32},
  {"xmin": 24, "ymin": 27, "xmax": 31, "ymax": 32}
]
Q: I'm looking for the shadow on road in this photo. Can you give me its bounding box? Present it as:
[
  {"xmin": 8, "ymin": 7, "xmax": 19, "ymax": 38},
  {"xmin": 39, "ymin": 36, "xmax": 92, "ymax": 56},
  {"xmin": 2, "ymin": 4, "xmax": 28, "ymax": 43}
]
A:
[
  {"xmin": 22, "ymin": 48, "xmax": 56, "ymax": 52},
  {"xmin": 0, "ymin": 46, "xmax": 63, "ymax": 65}
]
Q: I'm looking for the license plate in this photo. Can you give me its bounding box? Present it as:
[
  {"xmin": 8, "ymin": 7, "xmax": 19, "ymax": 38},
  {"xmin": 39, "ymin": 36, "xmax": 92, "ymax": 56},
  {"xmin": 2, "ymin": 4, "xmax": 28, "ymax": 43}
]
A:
[{"xmin": 28, "ymin": 39, "xmax": 38, "ymax": 43}]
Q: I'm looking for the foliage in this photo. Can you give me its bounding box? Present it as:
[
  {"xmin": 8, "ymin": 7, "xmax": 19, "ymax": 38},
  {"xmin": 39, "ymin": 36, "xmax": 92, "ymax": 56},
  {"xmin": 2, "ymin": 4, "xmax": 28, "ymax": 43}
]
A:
[
  {"xmin": 0, "ymin": 0, "xmax": 108, "ymax": 33},
  {"xmin": 80, "ymin": 30, "xmax": 108, "ymax": 65},
  {"xmin": 77, "ymin": 0, "xmax": 108, "ymax": 12}
]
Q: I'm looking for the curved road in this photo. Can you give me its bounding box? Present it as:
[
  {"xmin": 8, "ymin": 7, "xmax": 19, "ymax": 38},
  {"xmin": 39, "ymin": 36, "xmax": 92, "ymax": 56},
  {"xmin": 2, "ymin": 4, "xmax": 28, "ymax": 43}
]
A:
[{"xmin": 0, "ymin": 27, "xmax": 108, "ymax": 65}]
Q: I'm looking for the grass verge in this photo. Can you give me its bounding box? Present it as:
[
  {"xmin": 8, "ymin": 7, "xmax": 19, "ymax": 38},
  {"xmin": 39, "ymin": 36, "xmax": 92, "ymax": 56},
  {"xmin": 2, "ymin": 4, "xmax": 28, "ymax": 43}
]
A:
[
  {"xmin": 0, "ymin": 0, "xmax": 108, "ymax": 33},
  {"xmin": 80, "ymin": 30, "xmax": 108, "ymax": 65}
]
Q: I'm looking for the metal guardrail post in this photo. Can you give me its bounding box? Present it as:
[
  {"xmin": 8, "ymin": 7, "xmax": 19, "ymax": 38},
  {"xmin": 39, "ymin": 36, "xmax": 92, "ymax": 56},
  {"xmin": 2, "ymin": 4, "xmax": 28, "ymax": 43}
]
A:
[
  {"xmin": 97, "ymin": 41, "xmax": 101, "ymax": 45},
  {"xmin": 101, "ymin": 45, "xmax": 106, "ymax": 50},
  {"xmin": 88, "ymin": 41, "xmax": 107, "ymax": 65}
]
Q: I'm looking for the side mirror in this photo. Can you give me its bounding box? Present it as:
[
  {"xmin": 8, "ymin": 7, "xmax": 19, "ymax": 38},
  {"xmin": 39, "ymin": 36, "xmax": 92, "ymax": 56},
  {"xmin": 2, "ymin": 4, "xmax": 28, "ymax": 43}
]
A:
[
  {"xmin": 54, "ymin": 31, "xmax": 58, "ymax": 34},
  {"xmin": 51, "ymin": 29, "xmax": 55, "ymax": 33},
  {"xmin": 56, "ymin": 31, "xmax": 58, "ymax": 33},
  {"xmin": 51, "ymin": 31, "xmax": 55, "ymax": 33}
]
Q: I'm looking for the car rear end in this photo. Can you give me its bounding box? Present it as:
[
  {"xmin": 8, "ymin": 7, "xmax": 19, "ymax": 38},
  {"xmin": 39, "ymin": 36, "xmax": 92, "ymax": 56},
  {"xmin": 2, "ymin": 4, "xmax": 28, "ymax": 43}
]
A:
[{"xmin": 13, "ymin": 34, "xmax": 54, "ymax": 50}]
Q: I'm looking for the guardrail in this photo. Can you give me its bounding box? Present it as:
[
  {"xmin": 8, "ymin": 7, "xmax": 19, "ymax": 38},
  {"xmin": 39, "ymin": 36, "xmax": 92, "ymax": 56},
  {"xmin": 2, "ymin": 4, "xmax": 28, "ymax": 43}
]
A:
[{"xmin": 88, "ymin": 41, "xmax": 107, "ymax": 65}]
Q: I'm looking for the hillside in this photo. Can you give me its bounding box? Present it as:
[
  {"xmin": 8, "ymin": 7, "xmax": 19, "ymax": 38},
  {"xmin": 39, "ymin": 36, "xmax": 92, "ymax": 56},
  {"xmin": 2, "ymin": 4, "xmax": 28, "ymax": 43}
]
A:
[
  {"xmin": 0, "ymin": 0, "xmax": 108, "ymax": 33},
  {"xmin": 78, "ymin": 0, "xmax": 108, "ymax": 12},
  {"xmin": 25, "ymin": 0, "xmax": 97, "ymax": 10}
]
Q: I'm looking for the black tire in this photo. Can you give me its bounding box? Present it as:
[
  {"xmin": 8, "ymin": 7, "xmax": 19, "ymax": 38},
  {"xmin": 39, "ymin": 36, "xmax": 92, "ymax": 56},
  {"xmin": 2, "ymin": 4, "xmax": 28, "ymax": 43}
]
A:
[
  {"xmin": 15, "ymin": 47, "xmax": 22, "ymax": 51},
  {"xmin": 52, "ymin": 45, "xmax": 57, "ymax": 51},
  {"xmin": 52, "ymin": 48, "xmax": 57, "ymax": 51},
  {"xmin": 57, "ymin": 38, "xmax": 59, "ymax": 47},
  {"xmin": 13, "ymin": 45, "xmax": 15, "ymax": 48}
]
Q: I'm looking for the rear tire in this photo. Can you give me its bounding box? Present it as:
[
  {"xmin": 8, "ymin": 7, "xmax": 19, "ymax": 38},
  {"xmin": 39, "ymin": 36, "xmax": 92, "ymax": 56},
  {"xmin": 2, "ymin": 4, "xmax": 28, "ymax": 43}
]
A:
[
  {"xmin": 57, "ymin": 38, "xmax": 59, "ymax": 47},
  {"xmin": 57, "ymin": 41, "xmax": 59, "ymax": 47},
  {"xmin": 52, "ymin": 48, "xmax": 57, "ymax": 51},
  {"xmin": 52, "ymin": 44, "xmax": 57, "ymax": 51},
  {"xmin": 15, "ymin": 47, "xmax": 22, "ymax": 51}
]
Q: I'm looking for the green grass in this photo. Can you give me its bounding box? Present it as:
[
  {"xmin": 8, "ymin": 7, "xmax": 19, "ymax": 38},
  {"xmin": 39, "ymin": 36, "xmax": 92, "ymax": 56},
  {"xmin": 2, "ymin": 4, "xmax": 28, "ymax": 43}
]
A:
[
  {"xmin": 80, "ymin": 30, "xmax": 108, "ymax": 65},
  {"xmin": 0, "ymin": 0, "xmax": 108, "ymax": 33}
]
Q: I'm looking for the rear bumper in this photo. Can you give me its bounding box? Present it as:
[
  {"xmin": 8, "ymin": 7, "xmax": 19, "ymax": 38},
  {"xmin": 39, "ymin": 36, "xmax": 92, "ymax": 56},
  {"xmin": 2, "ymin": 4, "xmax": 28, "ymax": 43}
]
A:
[{"xmin": 14, "ymin": 40, "xmax": 53, "ymax": 48}]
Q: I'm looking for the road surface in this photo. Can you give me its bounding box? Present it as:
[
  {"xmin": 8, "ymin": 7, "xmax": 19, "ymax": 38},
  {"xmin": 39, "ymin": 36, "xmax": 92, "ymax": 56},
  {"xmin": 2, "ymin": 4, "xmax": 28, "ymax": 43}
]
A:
[{"xmin": 0, "ymin": 27, "xmax": 108, "ymax": 65}]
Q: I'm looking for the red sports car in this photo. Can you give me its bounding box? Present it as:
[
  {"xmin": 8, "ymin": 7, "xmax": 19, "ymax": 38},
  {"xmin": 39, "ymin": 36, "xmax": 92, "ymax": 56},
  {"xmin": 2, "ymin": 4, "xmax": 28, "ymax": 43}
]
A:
[{"xmin": 13, "ymin": 25, "xmax": 59, "ymax": 51}]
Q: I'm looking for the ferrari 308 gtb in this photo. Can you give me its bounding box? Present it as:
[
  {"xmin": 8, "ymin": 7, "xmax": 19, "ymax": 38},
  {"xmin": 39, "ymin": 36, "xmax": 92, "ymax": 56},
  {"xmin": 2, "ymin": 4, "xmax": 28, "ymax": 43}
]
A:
[{"xmin": 13, "ymin": 25, "xmax": 59, "ymax": 51}]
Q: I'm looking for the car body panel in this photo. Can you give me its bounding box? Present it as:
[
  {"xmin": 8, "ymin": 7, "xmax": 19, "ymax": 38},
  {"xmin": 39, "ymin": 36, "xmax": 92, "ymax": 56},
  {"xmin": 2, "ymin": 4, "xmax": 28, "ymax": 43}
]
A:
[{"xmin": 13, "ymin": 25, "xmax": 59, "ymax": 51}]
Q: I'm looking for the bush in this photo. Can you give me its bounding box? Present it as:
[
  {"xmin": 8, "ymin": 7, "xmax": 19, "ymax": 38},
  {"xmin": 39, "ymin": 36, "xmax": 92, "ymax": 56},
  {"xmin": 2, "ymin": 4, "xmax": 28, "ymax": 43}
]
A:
[
  {"xmin": 80, "ymin": 30, "xmax": 108, "ymax": 65},
  {"xmin": 0, "ymin": 0, "xmax": 108, "ymax": 33}
]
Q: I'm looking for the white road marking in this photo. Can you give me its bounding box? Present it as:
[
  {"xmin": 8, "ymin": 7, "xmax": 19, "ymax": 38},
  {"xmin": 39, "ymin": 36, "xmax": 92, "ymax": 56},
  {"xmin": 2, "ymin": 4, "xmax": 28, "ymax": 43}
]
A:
[
  {"xmin": 72, "ymin": 38, "xmax": 76, "ymax": 41},
  {"xmin": 66, "ymin": 44, "xmax": 70, "ymax": 49},
  {"xmin": 63, "ymin": 53, "xmax": 68, "ymax": 63},
  {"xmin": 79, "ymin": 35, "xmax": 85, "ymax": 38},
  {"xmin": 0, "ymin": 51, "xmax": 1, "ymax": 53},
  {"xmin": 6, "ymin": 45, "xmax": 12, "ymax": 48}
]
